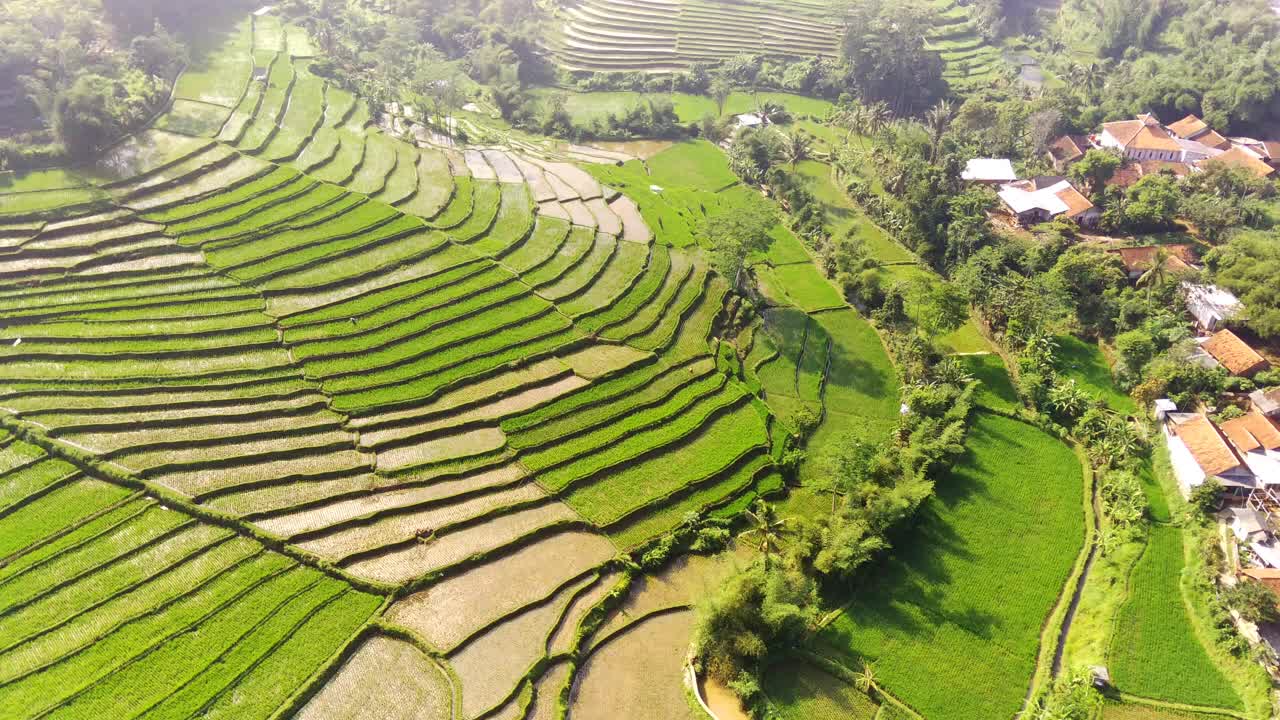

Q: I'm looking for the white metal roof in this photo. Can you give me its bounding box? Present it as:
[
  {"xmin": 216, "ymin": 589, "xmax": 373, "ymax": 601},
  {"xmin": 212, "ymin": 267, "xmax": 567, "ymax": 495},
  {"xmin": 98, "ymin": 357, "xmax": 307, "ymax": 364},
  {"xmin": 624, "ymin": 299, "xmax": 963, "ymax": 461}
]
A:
[
  {"xmin": 961, "ymin": 158, "xmax": 1017, "ymax": 182},
  {"xmin": 998, "ymin": 179, "xmax": 1072, "ymax": 215}
]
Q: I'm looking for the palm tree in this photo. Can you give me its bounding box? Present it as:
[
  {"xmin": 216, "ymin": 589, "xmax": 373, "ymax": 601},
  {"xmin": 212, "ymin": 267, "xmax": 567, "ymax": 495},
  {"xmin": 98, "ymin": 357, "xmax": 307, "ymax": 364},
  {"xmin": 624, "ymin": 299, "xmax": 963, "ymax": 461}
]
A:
[
  {"xmin": 1136, "ymin": 246, "xmax": 1172, "ymax": 303},
  {"xmin": 741, "ymin": 500, "xmax": 787, "ymax": 570},
  {"xmin": 780, "ymin": 130, "xmax": 812, "ymax": 169},
  {"xmin": 863, "ymin": 101, "xmax": 890, "ymax": 144},
  {"xmin": 924, "ymin": 99, "xmax": 954, "ymax": 164},
  {"xmin": 832, "ymin": 104, "xmax": 867, "ymax": 147},
  {"xmin": 854, "ymin": 660, "xmax": 880, "ymax": 700}
]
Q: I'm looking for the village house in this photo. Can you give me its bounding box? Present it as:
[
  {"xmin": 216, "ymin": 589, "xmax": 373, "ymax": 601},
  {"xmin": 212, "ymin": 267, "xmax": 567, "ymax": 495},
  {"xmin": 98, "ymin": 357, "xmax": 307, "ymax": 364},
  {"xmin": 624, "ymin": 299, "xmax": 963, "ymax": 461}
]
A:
[
  {"xmin": 1183, "ymin": 283, "xmax": 1242, "ymax": 332},
  {"xmin": 1099, "ymin": 114, "xmax": 1185, "ymax": 162},
  {"xmin": 1106, "ymin": 244, "xmax": 1199, "ymax": 281},
  {"xmin": 1167, "ymin": 114, "xmax": 1232, "ymax": 150},
  {"xmin": 1231, "ymin": 506, "xmax": 1272, "ymax": 544},
  {"xmin": 1164, "ymin": 411, "xmax": 1257, "ymax": 497},
  {"xmin": 961, "ymin": 158, "xmax": 1017, "ymax": 185},
  {"xmin": 1046, "ymin": 135, "xmax": 1090, "ymax": 171},
  {"xmin": 1200, "ymin": 329, "xmax": 1271, "ymax": 377},
  {"xmin": 1220, "ymin": 411, "xmax": 1280, "ymax": 487},
  {"xmin": 1200, "ymin": 146, "xmax": 1277, "ymax": 179},
  {"xmin": 997, "ymin": 176, "xmax": 1099, "ymax": 228}
]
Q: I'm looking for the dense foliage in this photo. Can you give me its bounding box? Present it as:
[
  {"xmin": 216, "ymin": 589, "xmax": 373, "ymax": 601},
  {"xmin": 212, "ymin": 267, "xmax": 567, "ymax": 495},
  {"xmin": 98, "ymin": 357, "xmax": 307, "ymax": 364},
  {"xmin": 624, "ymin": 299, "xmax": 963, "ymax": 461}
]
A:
[{"xmin": 0, "ymin": 0, "xmax": 193, "ymax": 166}]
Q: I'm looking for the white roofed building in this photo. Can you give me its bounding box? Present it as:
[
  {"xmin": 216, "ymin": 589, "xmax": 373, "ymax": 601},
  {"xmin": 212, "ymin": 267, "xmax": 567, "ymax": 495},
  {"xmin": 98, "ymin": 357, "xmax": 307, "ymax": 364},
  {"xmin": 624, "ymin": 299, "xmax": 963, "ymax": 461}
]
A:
[
  {"xmin": 997, "ymin": 177, "xmax": 1100, "ymax": 228},
  {"xmin": 961, "ymin": 158, "xmax": 1017, "ymax": 184},
  {"xmin": 1183, "ymin": 283, "xmax": 1241, "ymax": 332}
]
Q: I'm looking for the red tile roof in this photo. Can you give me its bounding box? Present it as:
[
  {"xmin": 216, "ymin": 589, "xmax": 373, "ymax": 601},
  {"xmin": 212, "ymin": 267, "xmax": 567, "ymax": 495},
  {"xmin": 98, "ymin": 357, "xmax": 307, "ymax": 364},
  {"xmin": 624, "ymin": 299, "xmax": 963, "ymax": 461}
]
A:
[
  {"xmin": 1174, "ymin": 414, "xmax": 1248, "ymax": 477},
  {"xmin": 1107, "ymin": 244, "xmax": 1198, "ymax": 275},
  {"xmin": 1048, "ymin": 135, "xmax": 1087, "ymax": 164},
  {"xmin": 1201, "ymin": 147, "xmax": 1277, "ymax": 178},
  {"xmin": 1168, "ymin": 114, "xmax": 1209, "ymax": 139},
  {"xmin": 1220, "ymin": 411, "xmax": 1280, "ymax": 453},
  {"xmin": 1055, "ymin": 183, "xmax": 1095, "ymax": 218},
  {"xmin": 1203, "ymin": 329, "xmax": 1271, "ymax": 376}
]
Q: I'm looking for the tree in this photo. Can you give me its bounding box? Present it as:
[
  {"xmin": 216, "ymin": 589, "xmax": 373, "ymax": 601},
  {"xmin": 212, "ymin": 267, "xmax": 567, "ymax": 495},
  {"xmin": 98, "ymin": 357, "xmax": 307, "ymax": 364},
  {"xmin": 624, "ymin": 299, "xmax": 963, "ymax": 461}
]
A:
[
  {"xmin": 711, "ymin": 74, "xmax": 733, "ymax": 117},
  {"xmin": 923, "ymin": 99, "xmax": 954, "ymax": 163},
  {"xmin": 1188, "ymin": 477, "xmax": 1223, "ymax": 515},
  {"xmin": 778, "ymin": 130, "xmax": 811, "ymax": 169},
  {"xmin": 1135, "ymin": 246, "xmax": 1171, "ymax": 302},
  {"xmin": 1225, "ymin": 579, "xmax": 1280, "ymax": 624},
  {"xmin": 854, "ymin": 661, "xmax": 881, "ymax": 700},
  {"xmin": 1068, "ymin": 149, "xmax": 1121, "ymax": 196},
  {"xmin": 54, "ymin": 74, "xmax": 122, "ymax": 158},
  {"xmin": 699, "ymin": 196, "xmax": 777, "ymax": 283},
  {"xmin": 741, "ymin": 500, "xmax": 787, "ymax": 570},
  {"xmin": 841, "ymin": 0, "xmax": 947, "ymax": 116}
]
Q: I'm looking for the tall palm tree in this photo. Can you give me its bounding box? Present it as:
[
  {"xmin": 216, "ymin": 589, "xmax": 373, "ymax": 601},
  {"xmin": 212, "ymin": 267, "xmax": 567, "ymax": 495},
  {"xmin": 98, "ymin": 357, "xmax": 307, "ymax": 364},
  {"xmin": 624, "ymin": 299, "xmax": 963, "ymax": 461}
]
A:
[
  {"xmin": 1136, "ymin": 247, "xmax": 1171, "ymax": 302},
  {"xmin": 863, "ymin": 101, "xmax": 890, "ymax": 144},
  {"xmin": 924, "ymin": 99, "xmax": 954, "ymax": 164},
  {"xmin": 741, "ymin": 500, "xmax": 786, "ymax": 570}
]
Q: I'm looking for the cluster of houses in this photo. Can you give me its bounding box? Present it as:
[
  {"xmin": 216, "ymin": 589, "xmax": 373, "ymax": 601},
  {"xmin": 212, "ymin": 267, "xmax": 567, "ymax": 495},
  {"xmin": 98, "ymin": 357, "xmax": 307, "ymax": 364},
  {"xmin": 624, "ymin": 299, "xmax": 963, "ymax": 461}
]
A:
[{"xmin": 962, "ymin": 111, "xmax": 1279, "ymax": 229}]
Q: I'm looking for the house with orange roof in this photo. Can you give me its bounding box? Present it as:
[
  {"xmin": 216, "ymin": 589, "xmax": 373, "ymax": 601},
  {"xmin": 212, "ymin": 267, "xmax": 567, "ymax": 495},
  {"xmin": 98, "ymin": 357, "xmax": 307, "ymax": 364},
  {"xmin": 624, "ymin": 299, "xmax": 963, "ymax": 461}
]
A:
[
  {"xmin": 1099, "ymin": 114, "xmax": 1184, "ymax": 162},
  {"xmin": 1241, "ymin": 567, "xmax": 1280, "ymax": 599},
  {"xmin": 1046, "ymin": 135, "xmax": 1090, "ymax": 171},
  {"xmin": 997, "ymin": 177, "xmax": 1099, "ymax": 228},
  {"xmin": 1198, "ymin": 146, "xmax": 1277, "ymax": 179},
  {"xmin": 1220, "ymin": 411, "xmax": 1280, "ymax": 487},
  {"xmin": 1107, "ymin": 244, "xmax": 1199, "ymax": 281},
  {"xmin": 1167, "ymin": 114, "xmax": 1232, "ymax": 150},
  {"xmin": 1201, "ymin": 329, "xmax": 1271, "ymax": 377},
  {"xmin": 1165, "ymin": 411, "xmax": 1256, "ymax": 496}
]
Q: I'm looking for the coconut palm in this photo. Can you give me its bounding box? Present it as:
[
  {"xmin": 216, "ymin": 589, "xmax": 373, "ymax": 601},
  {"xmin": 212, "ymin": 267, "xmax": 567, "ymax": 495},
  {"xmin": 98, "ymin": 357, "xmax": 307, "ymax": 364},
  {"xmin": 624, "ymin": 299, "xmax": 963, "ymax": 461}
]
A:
[
  {"xmin": 924, "ymin": 99, "xmax": 954, "ymax": 163},
  {"xmin": 779, "ymin": 130, "xmax": 812, "ymax": 169},
  {"xmin": 854, "ymin": 660, "xmax": 880, "ymax": 700},
  {"xmin": 1136, "ymin": 247, "xmax": 1171, "ymax": 302},
  {"xmin": 741, "ymin": 499, "xmax": 787, "ymax": 570},
  {"xmin": 863, "ymin": 101, "xmax": 890, "ymax": 145}
]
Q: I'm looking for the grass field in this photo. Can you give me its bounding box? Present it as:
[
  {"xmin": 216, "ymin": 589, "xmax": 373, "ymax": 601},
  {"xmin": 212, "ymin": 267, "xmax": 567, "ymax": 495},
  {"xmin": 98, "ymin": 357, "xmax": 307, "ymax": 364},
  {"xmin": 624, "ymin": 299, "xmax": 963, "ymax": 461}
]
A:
[
  {"xmin": 1055, "ymin": 335, "xmax": 1137, "ymax": 414},
  {"xmin": 818, "ymin": 412, "xmax": 1085, "ymax": 720}
]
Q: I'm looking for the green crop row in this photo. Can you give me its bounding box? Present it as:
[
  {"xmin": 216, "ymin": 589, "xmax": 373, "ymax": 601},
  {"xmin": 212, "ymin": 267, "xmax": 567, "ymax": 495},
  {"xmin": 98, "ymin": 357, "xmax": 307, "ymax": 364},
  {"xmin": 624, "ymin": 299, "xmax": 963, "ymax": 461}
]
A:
[
  {"xmin": 467, "ymin": 183, "xmax": 535, "ymax": 258},
  {"xmin": 600, "ymin": 255, "xmax": 694, "ymax": 341},
  {"xmin": 500, "ymin": 356, "xmax": 673, "ymax": 435},
  {"xmin": 256, "ymin": 228, "xmax": 452, "ymax": 294},
  {"xmin": 0, "ymin": 539, "xmax": 262, "ymax": 693},
  {"xmin": 0, "ymin": 479, "xmax": 134, "ymax": 560},
  {"xmin": 0, "ymin": 457, "xmax": 77, "ymax": 510},
  {"xmin": 0, "ymin": 498, "xmax": 153, "ymax": 589},
  {"xmin": 224, "ymin": 215, "xmax": 424, "ymax": 281},
  {"xmin": 15, "ymin": 566, "xmax": 329, "ymax": 719},
  {"xmin": 509, "ymin": 359, "xmax": 715, "ymax": 452},
  {"xmin": 201, "ymin": 199, "xmax": 400, "ymax": 264},
  {"xmin": 428, "ymin": 175, "xmax": 475, "ymax": 229},
  {"xmin": 236, "ymin": 55, "xmax": 295, "ymax": 152},
  {"xmin": 332, "ymin": 326, "xmax": 584, "ymax": 413},
  {"xmin": 113, "ymin": 146, "xmax": 237, "ymax": 200},
  {"xmin": 501, "ymin": 216, "xmax": 572, "ymax": 274},
  {"xmin": 141, "ymin": 166, "xmax": 300, "ymax": 225},
  {"xmin": 557, "ymin": 240, "xmax": 650, "ymax": 318},
  {"xmin": 0, "ymin": 503, "xmax": 186, "ymax": 612},
  {"xmin": 1110, "ymin": 525, "xmax": 1243, "ymax": 708},
  {"xmin": 0, "ymin": 525, "xmax": 230, "ymax": 655},
  {"xmin": 0, "ymin": 346, "xmax": 294, "ymax": 382},
  {"xmin": 448, "ymin": 180, "xmax": 503, "ymax": 241},
  {"xmin": 520, "ymin": 371, "xmax": 726, "ymax": 472},
  {"xmin": 538, "ymin": 379, "xmax": 748, "ymax": 493},
  {"xmin": 627, "ymin": 265, "xmax": 709, "ymax": 352},
  {"xmin": 294, "ymin": 124, "xmax": 340, "ymax": 171},
  {"xmin": 536, "ymin": 233, "xmax": 618, "ymax": 300},
  {"xmin": 610, "ymin": 452, "xmax": 771, "ymax": 549},
  {"xmin": 262, "ymin": 66, "xmax": 327, "ymax": 161},
  {"xmin": 282, "ymin": 263, "xmax": 502, "ymax": 342},
  {"xmin": 310, "ymin": 128, "xmax": 366, "ymax": 185},
  {"xmin": 0, "ymin": 325, "xmax": 279, "ymax": 357},
  {"xmin": 521, "ymin": 225, "xmax": 596, "ymax": 288},
  {"xmin": 575, "ymin": 244, "xmax": 669, "ymax": 332},
  {"xmin": 373, "ymin": 139, "xmax": 419, "ymax": 205},
  {"xmin": 291, "ymin": 279, "xmax": 529, "ymax": 362},
  {"xmin": 562, "ymin": 399, "xmax": 767, "ymax": 525},
  {"xmin": 8, "ymin": 310, "xmax": 274, "ymax": 341},
  {"xmin": 164, "ymin": 176, "xmax": 317, "ymax": 237},
  {"xmin": 314, "ymin": 301, "xmax": 562, "ymax": 382}
]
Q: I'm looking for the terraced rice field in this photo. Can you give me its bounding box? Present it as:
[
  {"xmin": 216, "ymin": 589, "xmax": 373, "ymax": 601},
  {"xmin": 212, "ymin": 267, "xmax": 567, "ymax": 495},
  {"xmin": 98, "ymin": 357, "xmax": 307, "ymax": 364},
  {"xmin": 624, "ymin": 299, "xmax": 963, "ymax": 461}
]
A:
[
  {"xmin": 0, "ymin": 11, "xmax": 866, "ymax": 719},
  {"xmin": 543, "ymin": 0, "xmax": 843, "ymax": 73},
  {"xmin": 540, "ymin": 0, "xmax": 1003, "ymax": 84}
]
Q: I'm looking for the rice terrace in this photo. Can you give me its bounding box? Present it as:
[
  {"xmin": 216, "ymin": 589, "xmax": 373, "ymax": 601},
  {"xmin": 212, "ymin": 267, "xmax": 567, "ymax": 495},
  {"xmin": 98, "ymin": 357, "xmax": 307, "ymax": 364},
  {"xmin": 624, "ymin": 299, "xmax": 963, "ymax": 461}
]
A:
[{"xmin": 2, "ymin": 0, "xmax": 1280, "ymax": 719}]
